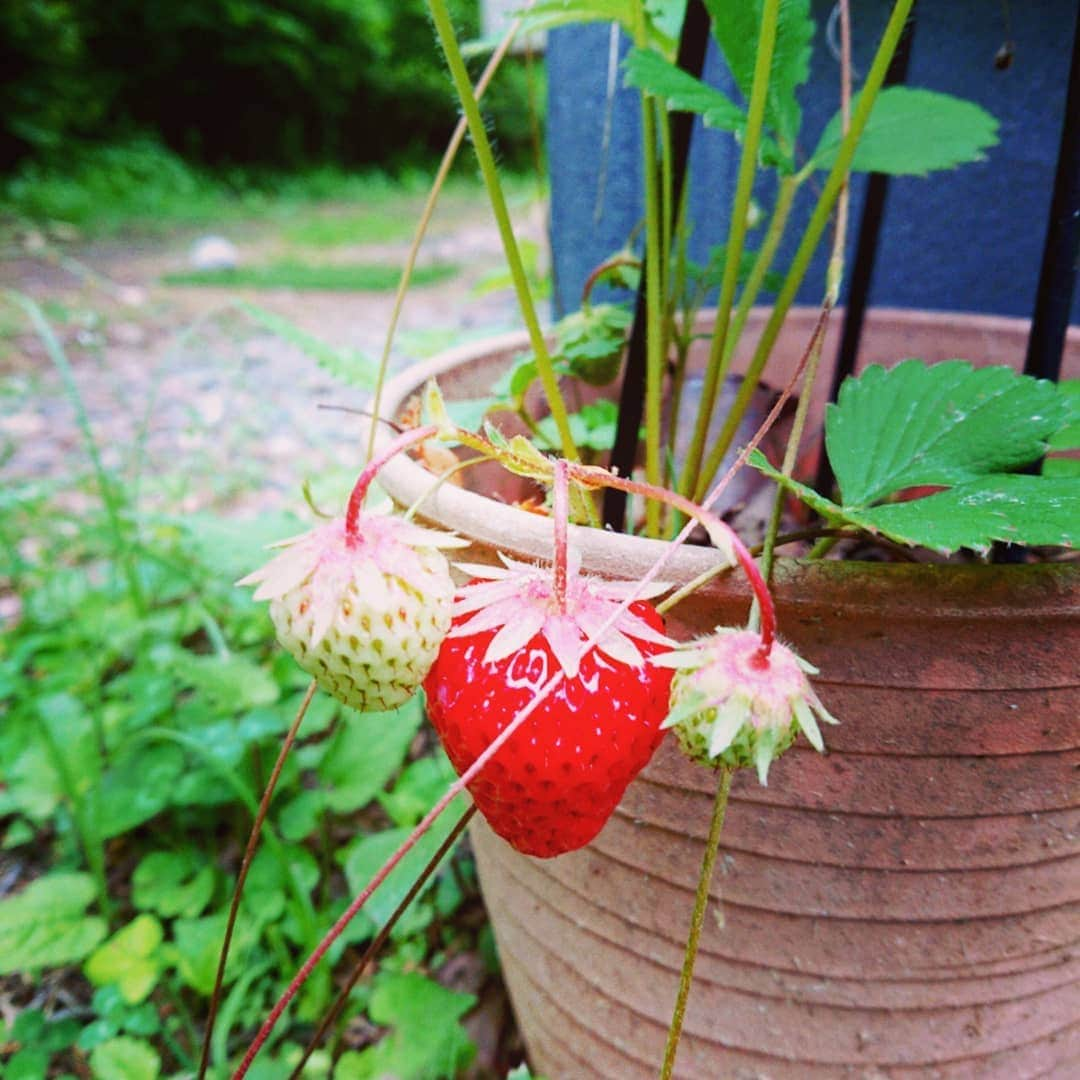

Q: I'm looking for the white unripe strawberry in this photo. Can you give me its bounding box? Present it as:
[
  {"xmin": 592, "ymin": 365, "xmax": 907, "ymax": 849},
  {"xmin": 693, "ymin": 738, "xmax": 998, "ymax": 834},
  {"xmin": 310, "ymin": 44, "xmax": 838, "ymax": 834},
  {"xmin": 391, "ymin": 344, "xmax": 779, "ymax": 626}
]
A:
[
  {"xmin": 653, "ymin": 628, "xmax": 838, "ymax": 784},
  {"xmin": 239, "ymin": 506, "xmax": 464, "ymax": 712}
]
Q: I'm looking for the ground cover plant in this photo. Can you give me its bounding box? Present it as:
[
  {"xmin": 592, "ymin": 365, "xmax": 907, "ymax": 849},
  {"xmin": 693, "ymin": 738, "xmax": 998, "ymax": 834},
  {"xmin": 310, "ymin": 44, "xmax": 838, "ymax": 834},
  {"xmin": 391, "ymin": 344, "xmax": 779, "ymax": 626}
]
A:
[{"xmin": 0, "ymin": 294, "xmax": 528, "ymax": 1078}]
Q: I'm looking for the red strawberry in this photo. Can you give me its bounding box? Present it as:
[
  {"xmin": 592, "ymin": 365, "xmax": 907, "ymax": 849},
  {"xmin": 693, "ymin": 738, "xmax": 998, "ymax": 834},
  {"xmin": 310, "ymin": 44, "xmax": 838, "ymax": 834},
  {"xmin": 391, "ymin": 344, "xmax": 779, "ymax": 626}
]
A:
[{"xmin": 423, "ymin": 553, "xmax": 674, "ymax": 858}]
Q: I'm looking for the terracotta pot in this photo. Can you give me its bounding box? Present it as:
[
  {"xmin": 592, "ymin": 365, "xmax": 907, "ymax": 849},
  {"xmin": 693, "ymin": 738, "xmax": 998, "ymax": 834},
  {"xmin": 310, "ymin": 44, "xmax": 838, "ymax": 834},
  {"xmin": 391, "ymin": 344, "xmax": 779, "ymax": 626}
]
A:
[{"xmin": 375, "ymin": 309, "xmax": 1080, "ymax": 1078}]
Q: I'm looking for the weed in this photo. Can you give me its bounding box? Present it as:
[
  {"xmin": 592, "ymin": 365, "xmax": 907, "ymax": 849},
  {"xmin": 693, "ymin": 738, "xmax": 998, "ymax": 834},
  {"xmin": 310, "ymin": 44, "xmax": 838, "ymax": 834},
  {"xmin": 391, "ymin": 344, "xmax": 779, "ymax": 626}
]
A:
[{"xmin": 0, "ymin": 298, "xmax": 493, "ymax": 1078}]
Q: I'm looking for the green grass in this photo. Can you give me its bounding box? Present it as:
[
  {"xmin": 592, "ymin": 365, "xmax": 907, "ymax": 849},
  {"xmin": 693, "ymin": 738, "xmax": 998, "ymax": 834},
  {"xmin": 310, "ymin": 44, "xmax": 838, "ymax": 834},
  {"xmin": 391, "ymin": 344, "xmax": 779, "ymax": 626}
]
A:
[
  {"xmin": 0, "ymin": 297, "xmax": 492, "ymax": 1078},
  {"xmin": 0, "ymin": 139, "xmax": 493, "ymax": 241},
  {"xmin": 161, "ymin": 259, "xmax": 459, "ymax": 291},
  {"xmin": 283, "ymin": 208, "xmax": 418, "ymax": 248}
]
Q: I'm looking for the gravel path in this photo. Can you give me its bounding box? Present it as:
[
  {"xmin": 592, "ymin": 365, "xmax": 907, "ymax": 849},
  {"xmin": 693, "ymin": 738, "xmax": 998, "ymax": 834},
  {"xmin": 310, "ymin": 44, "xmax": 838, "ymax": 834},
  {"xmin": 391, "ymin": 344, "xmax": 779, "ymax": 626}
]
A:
[{"xmin": 1, "ymin": 193, "xmax": 539, "ymax": 520}]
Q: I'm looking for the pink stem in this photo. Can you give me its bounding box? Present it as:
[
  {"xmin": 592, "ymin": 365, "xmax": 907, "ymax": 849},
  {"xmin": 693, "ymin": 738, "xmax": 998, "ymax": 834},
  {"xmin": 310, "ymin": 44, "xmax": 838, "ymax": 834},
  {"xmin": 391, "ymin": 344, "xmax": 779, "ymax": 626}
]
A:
[
  {"xmin": 567, "ymin": 465, "xmax": 777, "ymax": 657},
  {"xmin": 233, "ymin": 669, "xmax": 566, "ymax": 1080},
  {"xmin": 345, "ymin": 424, "xmax": 439, "ymax": 539},
  {"xmin": 552, "ymin": 459, "xmax": 569, "ymax": 613}
]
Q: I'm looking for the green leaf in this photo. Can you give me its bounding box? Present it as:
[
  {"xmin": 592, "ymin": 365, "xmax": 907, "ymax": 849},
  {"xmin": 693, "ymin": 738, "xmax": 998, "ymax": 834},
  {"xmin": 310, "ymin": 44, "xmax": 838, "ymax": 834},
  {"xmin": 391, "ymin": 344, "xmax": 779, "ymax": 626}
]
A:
[
  {"xmin": 177, "ymin": 510, "xmax": 305, "ymax": 582},
  {"xmin": 378, "ymin": 753, "xmax": 457, "ymax": 827},
  {"xmin": 238, "ymin": 302, "xmax": 377, "ymax": 389},
  {"xmin": 84, "ymin": 916, "xmax": 164, "ymax": 1004},
  {"xmin": 445, "ymin": 396, "xmax": 497, "ymax": 434},
  {"xmin": 422, "ymin": 377, "xmax": 455, "ymax": 436},
  {"xmin": 339, "ymin": 793, "xmax": 470, "ymax": 931},
  {"xmin": 860, "ymin": 476, "xmax": 1080, "ymax": 552},
  {"xmin": 5, "ymin": 1047, "xmax": 51, "ymax": 1080},
  {"xmin": 0, "ymin": 873, "xmax": 107, "ymax": 974},
  {"xmin": 241, "ymin": 844, "xmax": 319, "ymax": 935},
  {"xmin": 163, "ymin": 649, "xmax": 280, "ymax": 712},
  {"xmin": 826, "ymin": 361, "xmax": 1069, "ymax": 507},
  {"xmin": 4, "ymin": 693, "xmax": 101, "ymax": 821},
  {"xmin": 705, "ymin": 0, "xmax": 814, "ymax": 156},
  {"xmin": 336, "ymin": 973, "xmax": 475, "ymax": 1080},
  {"xmin": 491, "ymin": 352, "xmax": 540, "ymax": 406},
  {"xmin": 645, "ymin": 0, "xmax": 687, "ymax": 41},
  {"xmin": 318, "ymin": 697, "xmax": 424, "ymax": 813},
  {"xmin": 536, "ymin": 400, "xmax": 620, "ymax": 453},
  {"xmin": 1045, "ymin": 379, "xmax": 1080, "ymax": 475},
  {"xmin": 811, "ymin": 87, "xmax": 999, "ymax": 176},
  {"xmin": 169, "ymin": 912, "xmax": 258, "ymax": 995},
  {"xmin": 623, "ymin": 48, "xmax": 746, "ymax": 132},
  {"xmin": 131, "ymin": 849, "xmax": 216, "ymax": 919},
  {"xmin": 278, "ymin": 788, "xmax": 328, "ymax": 842},
  {"xmin": 750, "ymin": 453, "xmax": 1079, "ymax": 553},
  {"xmin": 94, "ymin": 744, "xmax": 186, "ymax": 839},
  {"xmin": 1044, "ymin": 456, "xmax": 1080, "ymax": 478},
  {"xmin": 690, "ymin": 244, "xmax": 784, "ymax": 294},
  {"xmin": 518, "ymin": 1, "xmax": 673, "ymax": 49},
  {"xmin": 88, "ymin": 1035, "xmax": 160, "ymax": 1080}
]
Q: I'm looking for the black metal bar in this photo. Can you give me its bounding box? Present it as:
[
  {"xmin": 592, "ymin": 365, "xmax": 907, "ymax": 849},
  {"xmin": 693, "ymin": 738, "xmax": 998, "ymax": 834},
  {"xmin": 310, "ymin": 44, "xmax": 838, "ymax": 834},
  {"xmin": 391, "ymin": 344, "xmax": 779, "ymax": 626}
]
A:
[
  {"xmin": 815, "ymin": 4, "xmax": 919, "ymax": 497},
  {"xmin": 1024, "ymin": 4, "xmax": 1080, "ymax": 382},
  {"xmin": 604, "ymin": 0, "xmax": 711, "ymax": 531}
]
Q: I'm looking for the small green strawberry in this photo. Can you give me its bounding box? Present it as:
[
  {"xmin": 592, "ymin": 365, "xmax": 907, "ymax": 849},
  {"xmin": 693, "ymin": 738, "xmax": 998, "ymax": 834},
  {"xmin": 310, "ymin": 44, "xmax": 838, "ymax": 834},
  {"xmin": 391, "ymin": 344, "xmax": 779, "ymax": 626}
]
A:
[
  {"xmin": 239, "ymin": 506, "xmax": 464, "ymax": 712},
  {"xmin": 654, "ymin": 628, "xmax": 838, "ymax": 784}
]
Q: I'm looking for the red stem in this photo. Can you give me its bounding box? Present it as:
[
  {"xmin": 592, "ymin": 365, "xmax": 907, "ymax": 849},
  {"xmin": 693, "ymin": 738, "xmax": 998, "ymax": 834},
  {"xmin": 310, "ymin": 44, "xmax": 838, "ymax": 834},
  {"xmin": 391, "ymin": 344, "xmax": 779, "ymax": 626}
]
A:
[
  {"xmin": 552, "ymin": 459, "xmax": 569, "ymax": 613},
  {"xmin": 345, "ymin": 424, "xmax": 439, "ymax": 538},
  {"xmin": 198, "ymin": 683, "xmax": 316, "ymax": 1079},
  {"xmin": 233, "ymin": 669, "xmax": 567, "ymax": 1080},
  {"xmin": 566, "ymin": 464, "xmax": 777, "ymax": 656},
  {"xmin": 287, "ymin": 805, "xmax": 477, "ymax": 1080}
]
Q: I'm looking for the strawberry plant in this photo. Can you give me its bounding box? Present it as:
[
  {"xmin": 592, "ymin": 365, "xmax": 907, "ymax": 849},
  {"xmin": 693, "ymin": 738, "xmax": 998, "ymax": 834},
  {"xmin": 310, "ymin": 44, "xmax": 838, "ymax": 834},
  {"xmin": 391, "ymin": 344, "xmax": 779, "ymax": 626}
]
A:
[
  {"xmin": 211, "ymin": 0, "xmax": 1077, "ymax": 1073},
  {"xmin": 215, "ymin": 1, "xmax": 1078, "ymax": 1076}
]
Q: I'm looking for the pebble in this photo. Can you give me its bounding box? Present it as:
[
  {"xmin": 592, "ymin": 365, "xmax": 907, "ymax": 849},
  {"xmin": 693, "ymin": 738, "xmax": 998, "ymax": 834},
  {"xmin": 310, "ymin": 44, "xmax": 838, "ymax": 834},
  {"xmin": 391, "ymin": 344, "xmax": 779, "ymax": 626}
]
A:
[{"xmin": 189, "ymin": 235, "xmax": 240, "ymax": 270}]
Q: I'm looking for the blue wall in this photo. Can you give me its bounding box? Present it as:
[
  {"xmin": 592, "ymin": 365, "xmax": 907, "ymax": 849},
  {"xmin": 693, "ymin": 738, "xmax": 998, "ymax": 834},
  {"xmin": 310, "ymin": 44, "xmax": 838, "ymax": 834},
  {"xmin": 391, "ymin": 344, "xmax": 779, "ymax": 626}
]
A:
[{"xmin": 547, "ymin": 1, "xmax": 1079, "ymax": 322}]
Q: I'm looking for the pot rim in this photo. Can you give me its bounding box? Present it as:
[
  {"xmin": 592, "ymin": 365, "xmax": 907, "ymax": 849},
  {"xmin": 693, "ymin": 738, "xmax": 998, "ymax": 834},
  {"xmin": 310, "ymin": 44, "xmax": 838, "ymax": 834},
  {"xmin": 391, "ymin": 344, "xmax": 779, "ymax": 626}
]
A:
[{"xmin": 370, "ymin": 308, "xmax": 1079, "ymax": 621}]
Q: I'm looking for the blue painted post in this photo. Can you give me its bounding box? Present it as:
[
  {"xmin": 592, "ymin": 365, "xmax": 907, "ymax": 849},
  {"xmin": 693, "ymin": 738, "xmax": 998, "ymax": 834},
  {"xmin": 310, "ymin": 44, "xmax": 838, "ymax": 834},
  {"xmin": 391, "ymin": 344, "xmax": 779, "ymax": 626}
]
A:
[{"xmin": 546, "ymin": 1, "xmax": 1080, "ymax": 322}]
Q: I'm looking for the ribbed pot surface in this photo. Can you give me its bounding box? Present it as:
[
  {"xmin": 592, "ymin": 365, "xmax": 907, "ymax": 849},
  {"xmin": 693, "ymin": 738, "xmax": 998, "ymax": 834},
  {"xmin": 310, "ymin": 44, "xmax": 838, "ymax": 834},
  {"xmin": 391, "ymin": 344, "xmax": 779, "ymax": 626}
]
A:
[
  {"xmin": 471, "ymin": 560, "xmax": 1080, "ymax": 1079},
  {"xmin": 374, "ymin": 309, "xmax": 1080, "ymax": 1079}
]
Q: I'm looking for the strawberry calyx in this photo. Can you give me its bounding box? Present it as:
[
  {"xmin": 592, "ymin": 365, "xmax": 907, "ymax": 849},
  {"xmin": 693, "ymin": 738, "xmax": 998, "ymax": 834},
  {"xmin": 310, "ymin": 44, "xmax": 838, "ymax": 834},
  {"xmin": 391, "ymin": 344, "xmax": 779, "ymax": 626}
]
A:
[
  {"xmin": 239, "ymin": 506, "xmax": 466, "ymax": 646},
  {"xmin": 449, "ymin": 549, "xmax": 674, "ymax": 678}
]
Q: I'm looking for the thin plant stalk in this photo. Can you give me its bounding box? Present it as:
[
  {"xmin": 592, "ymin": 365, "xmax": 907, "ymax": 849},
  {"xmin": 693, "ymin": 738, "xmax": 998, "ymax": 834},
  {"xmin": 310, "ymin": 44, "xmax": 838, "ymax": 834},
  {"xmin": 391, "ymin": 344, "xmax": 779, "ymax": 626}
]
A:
[
  {"xmin": 565, "ymin": 462, "xmax": 777, "ymax": 653},
  {"xmin": 365, "ymin": 14, "xmax": 527, "ymax": 461},
  {"xmin": 634, "ymin": 0, "xmax": 666, "ymax": 537},
  {"xmin": 724, "ymin": 173, "xmax": 799, "ymax": 365},
  {"xmin": 659, "ymin": 766, "xmax": 734, "ymax": 1080},
  {"xmin": 346, "ymin": 424, "xmax": 438, "ymax": 535},
  {"xmin": 426, "ymin": 0, "xmax": 581, "ymax": 468},
  {"xmin": 680, "ymin": 0, "xmax": 781, "ymax": 504},
  {"xmin": 693, "ymin": 0, "xmax": 916, "ymax": 501},
  {"xmin": 658, "ymin": 323, "xmax": 825, "ymax": 615},
  {"xmin": 553, "ymin": 460, "xmax": 570, "ymax": 608},
  {"xmin": 288, "ymin": 806, "xmax": 477, "ymax": 1080},
  {"xmin": 4, "ymin": 290, "xmax": 145, "ymax": 614},
  {"xmin": 760, "ymin": 0, "xmax": 853, "ymax": 583},
  {"xmin": 197, "ymin": 681, "xmax": 317, "ymax": 1080}
]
